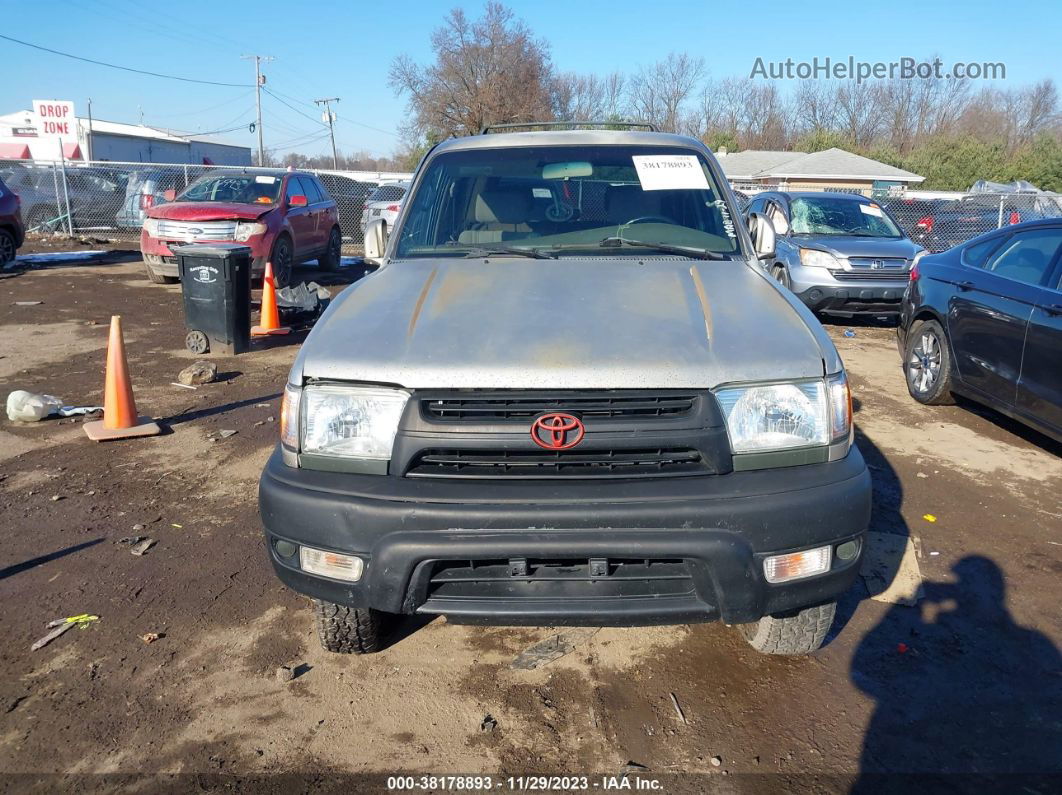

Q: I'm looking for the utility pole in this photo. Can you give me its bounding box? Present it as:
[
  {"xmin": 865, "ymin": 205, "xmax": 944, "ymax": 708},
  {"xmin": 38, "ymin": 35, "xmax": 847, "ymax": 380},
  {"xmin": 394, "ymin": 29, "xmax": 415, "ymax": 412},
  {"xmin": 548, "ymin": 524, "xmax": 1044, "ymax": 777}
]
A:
[
  {"xmin": 242, "ymin": 54, "xmax": 275, "ymax": 166},
  {"xmin": 85, "ymin": 98, "xmax": 94, "ymax": 162},
  {"xmin": 314, "ymin": 97, "xmax": 340, "ymax": 169}
]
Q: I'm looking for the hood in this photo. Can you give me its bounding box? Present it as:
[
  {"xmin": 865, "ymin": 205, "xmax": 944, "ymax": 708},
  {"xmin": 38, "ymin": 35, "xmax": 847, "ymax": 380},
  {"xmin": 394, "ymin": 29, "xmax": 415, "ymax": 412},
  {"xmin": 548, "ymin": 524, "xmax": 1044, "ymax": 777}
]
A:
[
  {"xmin": 294, "ymin": 258, "xmax": 836, "ymax": 389},
  {"xmin": 148, "ymin": 201, "xmax": 272, "ymax": 221},
  {"xmin": 795, "ymin": 235, "xmax": 923, "ymax": 259}
]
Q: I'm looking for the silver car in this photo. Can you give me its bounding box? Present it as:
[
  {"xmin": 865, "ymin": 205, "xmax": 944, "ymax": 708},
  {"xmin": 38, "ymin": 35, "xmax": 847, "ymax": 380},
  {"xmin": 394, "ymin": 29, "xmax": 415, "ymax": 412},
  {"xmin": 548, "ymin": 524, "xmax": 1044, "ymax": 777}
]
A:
[
  {"xmin": 746, "ymin": 191, "xmax": 926, "ymax": 317},
  {"xmin": 260, "ymin": 127, "xmax": 871, "ymax": 659},
  {"xmin": 359, "ymin": 181, "xmax": 410, "ymax": 237}
]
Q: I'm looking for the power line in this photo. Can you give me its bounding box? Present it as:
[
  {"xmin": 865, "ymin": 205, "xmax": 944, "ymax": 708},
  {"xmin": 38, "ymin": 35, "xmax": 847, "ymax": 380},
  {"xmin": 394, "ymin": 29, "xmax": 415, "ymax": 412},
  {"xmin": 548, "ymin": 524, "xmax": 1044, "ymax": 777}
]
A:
[
  {"xmin": 0, "ymin": 33, "xmax": 250, "ymax": 87},
  {"xmin": 262, "ymin": 87, "xmax": 328, "ymax": 128},
  {"xmin": 266, "ymin": 86, "xmax": 399, "ymax": 138}
]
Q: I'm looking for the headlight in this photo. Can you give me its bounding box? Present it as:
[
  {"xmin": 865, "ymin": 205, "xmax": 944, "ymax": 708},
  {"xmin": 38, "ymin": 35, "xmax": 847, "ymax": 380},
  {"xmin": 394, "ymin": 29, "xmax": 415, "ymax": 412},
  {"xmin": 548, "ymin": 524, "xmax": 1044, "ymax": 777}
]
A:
[
  {"xmin": 300, "ymin": 385, "xmax": 409, "ymax": 459},
  {"xmin": 143, "ymin": 218, "xmax": 160, "ymax": 236},
  {"xmin": 716, "ymin": 375, "xmax": 853, "ymax": 456},
  {"xmin": 716, "ymin": 381, "xmax": 828, "ymax": 453},
  {"xmin": 799, "ymin": 248, "xmax": 840, "ymax": 268},
  {"xmin": 235, "ymin": 221, "xmax": 267, "ymax": 241}
]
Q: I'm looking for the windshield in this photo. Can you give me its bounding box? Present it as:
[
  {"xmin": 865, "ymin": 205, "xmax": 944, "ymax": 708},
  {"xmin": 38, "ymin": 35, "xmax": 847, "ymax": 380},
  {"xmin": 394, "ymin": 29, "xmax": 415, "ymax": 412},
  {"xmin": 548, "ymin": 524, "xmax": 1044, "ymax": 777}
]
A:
[
  {"xmin": 790, "ymin": 197, "xmax": 903, "ymax": 238},
  {"xmin": 394, "ymin": 145, "xmax": 742, "ymax": 258},
  {"xmin": 178, "ymin": 174, "xmax": 283, "ymax": 205}
]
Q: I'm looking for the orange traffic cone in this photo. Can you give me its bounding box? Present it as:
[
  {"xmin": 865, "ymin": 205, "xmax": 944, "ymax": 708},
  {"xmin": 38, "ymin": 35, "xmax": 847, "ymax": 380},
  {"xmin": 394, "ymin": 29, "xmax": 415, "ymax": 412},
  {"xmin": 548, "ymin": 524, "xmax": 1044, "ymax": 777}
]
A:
[
  {"xmin": 251, "ymin": 261, "xmax": 290, "ymax": 337},
  {"xmin": 83, "ymin": 316, "xmax": 161, "ymax": 441}
]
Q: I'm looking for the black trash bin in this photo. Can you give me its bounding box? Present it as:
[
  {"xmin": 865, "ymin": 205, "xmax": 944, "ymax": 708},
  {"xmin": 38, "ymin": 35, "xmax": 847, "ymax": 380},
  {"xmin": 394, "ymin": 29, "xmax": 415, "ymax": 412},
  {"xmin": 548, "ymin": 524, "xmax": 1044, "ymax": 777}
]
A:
[{"xmin": 174, "ymin": 244, "xmax": 251, "ymax": 355}]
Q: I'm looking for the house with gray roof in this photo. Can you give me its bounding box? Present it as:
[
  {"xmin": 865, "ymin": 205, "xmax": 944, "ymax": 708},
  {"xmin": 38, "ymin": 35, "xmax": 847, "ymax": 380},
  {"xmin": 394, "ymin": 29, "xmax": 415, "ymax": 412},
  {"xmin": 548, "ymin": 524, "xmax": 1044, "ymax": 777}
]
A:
[{"xmin": 716, "ymin": 147, "xmax": 923, "ymax": 192}]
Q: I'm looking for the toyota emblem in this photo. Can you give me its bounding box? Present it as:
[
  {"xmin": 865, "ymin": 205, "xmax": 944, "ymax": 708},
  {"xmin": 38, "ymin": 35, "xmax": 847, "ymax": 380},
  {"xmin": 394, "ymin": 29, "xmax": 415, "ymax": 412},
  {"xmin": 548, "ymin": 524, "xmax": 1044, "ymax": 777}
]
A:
[{"xmin": 530, "ymin": 413, "xmax": 585, "ymax": 450}]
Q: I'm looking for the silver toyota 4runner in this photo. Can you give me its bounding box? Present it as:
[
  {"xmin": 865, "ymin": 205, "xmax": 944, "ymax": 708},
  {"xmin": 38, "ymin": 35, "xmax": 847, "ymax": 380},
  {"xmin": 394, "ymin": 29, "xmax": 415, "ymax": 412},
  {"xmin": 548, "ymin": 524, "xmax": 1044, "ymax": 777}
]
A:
[{"xmin": 259, "ymin": 124, "xmax": 871, "ymax": 656}]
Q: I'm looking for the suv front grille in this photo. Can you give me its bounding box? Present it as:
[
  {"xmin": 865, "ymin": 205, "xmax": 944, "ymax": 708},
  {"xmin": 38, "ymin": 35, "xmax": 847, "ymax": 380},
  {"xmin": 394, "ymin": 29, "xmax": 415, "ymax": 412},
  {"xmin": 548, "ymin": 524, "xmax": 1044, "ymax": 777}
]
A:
[
  {"xmin": 406, "ymin": 447, "xmax": 707, "ymax": 479},
  {"xmin": 830, "ymin": 269, "xmax": 910, "ymax": 282},
  {"xmin": 157, "ymin": 219, "xmax": 238, "ymax": 241},
  {"xmin": 422, "ymin": 391, "xmax": 697, "ymax": 422}
]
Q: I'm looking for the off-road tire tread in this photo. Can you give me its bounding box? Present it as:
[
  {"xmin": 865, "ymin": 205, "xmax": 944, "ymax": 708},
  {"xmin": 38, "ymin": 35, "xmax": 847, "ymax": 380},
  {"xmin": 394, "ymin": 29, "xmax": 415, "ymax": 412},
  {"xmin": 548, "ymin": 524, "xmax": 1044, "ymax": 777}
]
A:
[
  {"xmin": 905, "ymin": 319, "xmax": 955, "ymax": 405},
  {"xmin": 312, "ymin": 598, "xmax": 384, "ymax": 654},
  {"xmin": 739, "ymin": 601, "xmax": 836, "ymax": 655}
]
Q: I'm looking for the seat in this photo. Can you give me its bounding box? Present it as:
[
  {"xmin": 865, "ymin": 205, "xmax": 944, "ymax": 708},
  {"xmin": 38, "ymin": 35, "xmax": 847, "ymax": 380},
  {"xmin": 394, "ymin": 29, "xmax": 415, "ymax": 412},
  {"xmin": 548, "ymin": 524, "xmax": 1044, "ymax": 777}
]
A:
[{"xmin": 458, "ymin": 189, "xmax": 532, "ymax": 244}]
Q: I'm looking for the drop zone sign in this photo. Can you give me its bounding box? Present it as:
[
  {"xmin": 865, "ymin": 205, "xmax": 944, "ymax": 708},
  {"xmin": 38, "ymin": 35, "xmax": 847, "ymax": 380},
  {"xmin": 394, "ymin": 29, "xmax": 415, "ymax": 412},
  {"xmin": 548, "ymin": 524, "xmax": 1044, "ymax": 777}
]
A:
[{"xmin": 33, "ymin": 100, "xmax": 76, "ymax": 138}]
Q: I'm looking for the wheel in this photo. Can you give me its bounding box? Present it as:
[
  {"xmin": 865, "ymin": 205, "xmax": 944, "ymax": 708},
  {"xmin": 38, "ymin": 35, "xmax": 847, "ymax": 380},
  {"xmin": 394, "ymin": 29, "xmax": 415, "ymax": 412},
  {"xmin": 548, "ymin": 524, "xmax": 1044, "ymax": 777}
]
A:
[
  {"xmin": 319, "ymin": 226, "xmax": 342, "ymax": 271},
  {"xmin": 0, "ymin": 228, "xmax": 15, "ymax": 266},
  {"xmin": 738, "ymin": 602, "xmax": 836, "ymax": 655},
  {"xmin": 270, "ymin": 234, "xmax": 294, "ymax": 288},
  {"xmin": 27, "ymin": 205, "xmax": 60, "ymax": 233},
  {"xmin": 185, "ymin": 330, "xmax": 210, "ymax": 355},
  {"xmin": 771, "ymin": 264, "xmax": 791, "ymax": 290},
  {"xmin": 312, "ymin": 598, "xmax": 387, "ymax": 654},
  {"xmin": 904, "ymin": 319, "xmax": 955, "ymax": 405},
  {"xmin": 143, "ymin": 255, "xmax": 178, "ymax": 284}
]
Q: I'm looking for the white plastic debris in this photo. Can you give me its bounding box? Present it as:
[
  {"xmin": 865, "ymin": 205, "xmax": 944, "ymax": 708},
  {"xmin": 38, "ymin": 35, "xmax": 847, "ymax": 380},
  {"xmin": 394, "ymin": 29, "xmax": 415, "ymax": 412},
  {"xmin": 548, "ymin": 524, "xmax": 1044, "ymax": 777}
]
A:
[{"xmin": 6, "ymin": 390, "xmax": 102, "ymax": 422}]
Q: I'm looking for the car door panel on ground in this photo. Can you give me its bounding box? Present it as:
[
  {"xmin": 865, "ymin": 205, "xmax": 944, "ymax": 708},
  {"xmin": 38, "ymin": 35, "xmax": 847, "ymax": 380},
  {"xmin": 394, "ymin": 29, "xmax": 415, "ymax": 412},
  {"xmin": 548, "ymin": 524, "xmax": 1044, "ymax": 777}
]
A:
[
  {"xmin": 1017, "ymin": 264, "xmax": 1062, "ymax": 433},
  {"xmin": 947, "ymin": 227, "xmax": 1062, "ymax": 409}
]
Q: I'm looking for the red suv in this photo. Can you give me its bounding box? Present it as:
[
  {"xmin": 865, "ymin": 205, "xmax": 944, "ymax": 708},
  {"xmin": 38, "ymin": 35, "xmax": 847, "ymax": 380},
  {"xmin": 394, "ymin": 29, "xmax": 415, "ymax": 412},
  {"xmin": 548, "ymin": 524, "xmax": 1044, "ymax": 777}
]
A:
[
  {"xmin": 141, "ymin": 169, "xmax": 341, "ymax": 286},
  {"xmin": 0, "ymin": 177, "xmax": 25, "ymax": 267}
]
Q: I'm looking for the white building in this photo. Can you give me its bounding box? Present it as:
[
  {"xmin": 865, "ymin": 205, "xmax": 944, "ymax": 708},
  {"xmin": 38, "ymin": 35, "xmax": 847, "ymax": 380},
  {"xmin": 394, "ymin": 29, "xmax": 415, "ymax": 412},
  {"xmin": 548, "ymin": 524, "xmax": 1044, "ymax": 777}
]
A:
[{"xmin": 0, "ymin": 110, "xmax": 252, "ymax": 165}]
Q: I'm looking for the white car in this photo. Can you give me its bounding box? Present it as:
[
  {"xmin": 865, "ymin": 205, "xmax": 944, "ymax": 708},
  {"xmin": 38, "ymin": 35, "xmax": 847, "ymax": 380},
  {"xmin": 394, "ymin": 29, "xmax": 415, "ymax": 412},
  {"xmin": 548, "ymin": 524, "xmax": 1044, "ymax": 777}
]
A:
[{"xmin": 360, "ymin": 181, "xmax": 410, "ymax": 236}]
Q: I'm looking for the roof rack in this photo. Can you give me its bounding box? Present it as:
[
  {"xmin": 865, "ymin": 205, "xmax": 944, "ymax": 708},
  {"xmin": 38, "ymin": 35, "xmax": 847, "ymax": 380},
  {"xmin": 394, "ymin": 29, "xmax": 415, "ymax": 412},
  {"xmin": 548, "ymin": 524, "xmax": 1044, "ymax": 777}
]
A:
[{"xmin": 479, "ymin": 120, "xmax": 658, "ymax": 134}]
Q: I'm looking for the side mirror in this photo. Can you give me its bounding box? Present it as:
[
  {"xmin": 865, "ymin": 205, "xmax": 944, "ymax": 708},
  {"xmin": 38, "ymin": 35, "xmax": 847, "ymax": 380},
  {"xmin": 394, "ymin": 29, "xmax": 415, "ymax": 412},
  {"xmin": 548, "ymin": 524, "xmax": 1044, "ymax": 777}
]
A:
[
  {"xmin": 364, "ymin": 218, "xmax": 389, "ymax": 261},
  {"xmin": 289, "ymin": 194, "xmax": 308, "ymax": 208},
  {"xmin": 162, "ymin": 189, "xmax": 176, "ymax": 202},
  {"xmin": 747, "ymin": 212, "xmax": 776, "ymax": 260}
]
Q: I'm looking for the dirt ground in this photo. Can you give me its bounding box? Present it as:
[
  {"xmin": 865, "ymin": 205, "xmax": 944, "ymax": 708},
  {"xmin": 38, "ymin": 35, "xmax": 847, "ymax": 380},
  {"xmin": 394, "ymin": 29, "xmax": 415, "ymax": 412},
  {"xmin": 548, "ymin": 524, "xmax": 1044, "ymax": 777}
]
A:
[{"xmin": 0, "ymin": 256, "xmax": 1059, "ymax": 792}]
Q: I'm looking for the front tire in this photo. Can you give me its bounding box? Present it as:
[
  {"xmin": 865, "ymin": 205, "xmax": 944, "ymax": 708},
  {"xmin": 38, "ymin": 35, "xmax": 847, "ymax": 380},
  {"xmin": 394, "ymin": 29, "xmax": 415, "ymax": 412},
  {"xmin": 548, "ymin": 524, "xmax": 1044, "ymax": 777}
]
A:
[
  {"xmin": 143, "ymin": 254, "xmax": 178, "ymax": 284},
  {"xmin": 270, "ymin": 234, "xmax": 294, "ymax": 288},
  {"xmin": 312, "ymin": 598, "xmax": 387, "ymax": 654},
  {"xmin": 0, "ymin": 228, "xmax": 16, "ymax": 266},
  {"xmin": 771, "ymin": 264, "xmax": 791, "ymax": 290},
  {"xmin": 319, "ymin": 226, "xmax": 342, "ymax": 271},
  {"xmin": 904, "ymin": 319, "xmax": 955, "ymax": 405},
  {"xmin": 738, "ymin": 601, "xmax": 836, "ymax": 655}
]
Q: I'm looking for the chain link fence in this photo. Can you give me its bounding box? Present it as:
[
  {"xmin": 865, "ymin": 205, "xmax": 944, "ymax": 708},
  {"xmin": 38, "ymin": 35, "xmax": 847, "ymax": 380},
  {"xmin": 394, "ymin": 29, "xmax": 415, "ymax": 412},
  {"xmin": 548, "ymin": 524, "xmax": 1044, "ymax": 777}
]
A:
[
  {"xmin": 0, "ymin": 158, "xmax": 413, "ymax": 253},
  {"xmin": 730, "ymin": 183, "xmax": 1062, "ymax": 253}
]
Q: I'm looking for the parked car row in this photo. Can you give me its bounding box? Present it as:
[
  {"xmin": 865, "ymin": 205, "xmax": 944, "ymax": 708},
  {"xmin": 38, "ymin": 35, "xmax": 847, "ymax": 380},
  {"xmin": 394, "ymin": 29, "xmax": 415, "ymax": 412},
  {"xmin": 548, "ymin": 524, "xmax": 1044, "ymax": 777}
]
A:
[
  {"xmin": 747, "ymin": 190, "xmax": 1060, "ymax": 443},
  {"xmin": 0, "ymin": 161, "xmax": 408, "ymax": 256}
]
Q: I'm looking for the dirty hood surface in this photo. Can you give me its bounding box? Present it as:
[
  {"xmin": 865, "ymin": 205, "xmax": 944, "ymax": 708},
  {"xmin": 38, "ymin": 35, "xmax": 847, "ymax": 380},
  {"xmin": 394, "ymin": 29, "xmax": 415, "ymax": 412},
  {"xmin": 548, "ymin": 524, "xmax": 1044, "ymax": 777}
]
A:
[
  {"xmin": 295, "ymin": 258, "xmax": 832, "ymax": 389},
  {"xmin": 148, "ymin": 201, "xmax": 271, "ymax": 222}
]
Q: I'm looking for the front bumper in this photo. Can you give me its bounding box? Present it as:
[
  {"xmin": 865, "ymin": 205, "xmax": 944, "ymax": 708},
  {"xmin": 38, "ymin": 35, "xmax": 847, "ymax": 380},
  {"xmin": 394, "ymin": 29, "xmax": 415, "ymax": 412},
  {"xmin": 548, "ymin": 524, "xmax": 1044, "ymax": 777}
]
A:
[
  {"xmin": 141, "ymin": 231, "xmax": 270, "ymax": 276},
  {"xmin": 258, "ymin": 447, "xmax": 871, "ymax": 625},
  {"xmin": 795, "ymin": 283, "xmax": 908, "ymax": 315}
]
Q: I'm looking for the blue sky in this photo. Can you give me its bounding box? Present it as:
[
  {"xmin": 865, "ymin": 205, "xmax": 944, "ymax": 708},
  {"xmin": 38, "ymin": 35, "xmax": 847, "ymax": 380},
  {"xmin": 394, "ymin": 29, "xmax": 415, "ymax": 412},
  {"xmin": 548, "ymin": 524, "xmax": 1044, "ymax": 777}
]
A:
[{"xmin": 2, "ymin": 0, "xmax": 1059, "ymax": 158}]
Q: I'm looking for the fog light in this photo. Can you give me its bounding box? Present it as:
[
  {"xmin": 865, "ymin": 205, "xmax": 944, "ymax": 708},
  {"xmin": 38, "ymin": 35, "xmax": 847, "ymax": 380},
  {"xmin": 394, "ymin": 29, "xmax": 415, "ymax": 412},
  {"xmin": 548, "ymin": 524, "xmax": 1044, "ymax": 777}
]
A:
[
  {"xmin": 300, "ymin": 547, "xmax": 364, "ymax": 582},
  {"xmin": 764, "ymin": 546, "xmax": 831, "ymax": 584},
  {"xmin": 836, "ymin": 539, "xmax": 861, "ymax": 561},
  {"xmin": 274, "ymin": 539, "xmax": 297, "ymax": 559}
]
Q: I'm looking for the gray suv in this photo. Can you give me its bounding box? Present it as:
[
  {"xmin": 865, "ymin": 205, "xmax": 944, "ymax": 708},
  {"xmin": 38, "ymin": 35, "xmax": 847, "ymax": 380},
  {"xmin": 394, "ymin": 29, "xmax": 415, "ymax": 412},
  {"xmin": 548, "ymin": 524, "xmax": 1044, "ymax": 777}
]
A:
[
  {"xmin": 747, "ymin": 191, "xmax": 926, "ymax": 317},
  {"xmin": 259, "ymin": 126, "xmax": 871, "ymax": 658}
]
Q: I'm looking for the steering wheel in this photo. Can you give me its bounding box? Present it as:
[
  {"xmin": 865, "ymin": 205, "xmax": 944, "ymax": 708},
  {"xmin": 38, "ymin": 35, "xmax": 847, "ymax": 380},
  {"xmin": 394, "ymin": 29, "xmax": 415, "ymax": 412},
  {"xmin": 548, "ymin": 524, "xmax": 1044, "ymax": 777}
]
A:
[{"xmin": 623, "ymin": 215, "xmax": 677, "ymax": 225}]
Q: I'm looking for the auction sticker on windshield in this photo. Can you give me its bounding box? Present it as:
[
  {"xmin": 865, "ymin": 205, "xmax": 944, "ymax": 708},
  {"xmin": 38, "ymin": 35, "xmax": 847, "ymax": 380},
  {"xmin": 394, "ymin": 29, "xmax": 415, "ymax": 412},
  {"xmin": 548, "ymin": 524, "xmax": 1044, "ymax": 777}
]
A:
[
  {"xmin": 255, "ymin": 175, "xmax": 277, "ymax": 184},
  {"xmin": 859, "ymin": 204, "xmax": 883, "ymax": 216},
  {"xmin": 632, "ymin": 155, "xmax": 710, "ymax": 191}
]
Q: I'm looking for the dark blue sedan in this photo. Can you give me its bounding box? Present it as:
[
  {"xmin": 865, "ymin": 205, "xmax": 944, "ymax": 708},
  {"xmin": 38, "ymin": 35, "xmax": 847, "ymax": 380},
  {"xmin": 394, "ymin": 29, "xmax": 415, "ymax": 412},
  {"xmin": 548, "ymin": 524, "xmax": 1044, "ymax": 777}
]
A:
[{"xmin": 897, "ymin": 218, "xmax": 1062, "ymax": 443}]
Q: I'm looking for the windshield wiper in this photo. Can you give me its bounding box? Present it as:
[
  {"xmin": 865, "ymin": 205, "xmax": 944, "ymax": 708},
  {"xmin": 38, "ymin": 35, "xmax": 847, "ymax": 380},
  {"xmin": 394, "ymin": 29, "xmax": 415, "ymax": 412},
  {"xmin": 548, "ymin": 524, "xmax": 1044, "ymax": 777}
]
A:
[
  {"xmin": 461, "ymin": 245, "xmax": 557, "ymax": 260},
  {"xmin": 598, "ymin": 237, "xmax": 728, "ymax": 260}
]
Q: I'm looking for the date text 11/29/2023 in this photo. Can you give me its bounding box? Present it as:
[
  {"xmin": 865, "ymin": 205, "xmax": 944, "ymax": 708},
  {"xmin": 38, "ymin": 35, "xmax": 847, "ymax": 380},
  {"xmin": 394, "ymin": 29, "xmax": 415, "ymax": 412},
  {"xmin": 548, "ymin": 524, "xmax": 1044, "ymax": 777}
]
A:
[{"xmin": 387, "ymin": 775, "xmax": 664, "ymax": 791}]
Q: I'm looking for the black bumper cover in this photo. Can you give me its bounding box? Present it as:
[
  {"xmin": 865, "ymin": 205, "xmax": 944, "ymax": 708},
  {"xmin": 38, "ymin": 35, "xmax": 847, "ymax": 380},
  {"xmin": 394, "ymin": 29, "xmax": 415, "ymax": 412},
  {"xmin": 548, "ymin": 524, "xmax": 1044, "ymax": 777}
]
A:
[
  {"xmin": 258, "ymin": 447, "xmax": 871, "ymax": 625},
  {"xmin": 797, "ymin": 284, "xmax": 906, "ymax": 315}
]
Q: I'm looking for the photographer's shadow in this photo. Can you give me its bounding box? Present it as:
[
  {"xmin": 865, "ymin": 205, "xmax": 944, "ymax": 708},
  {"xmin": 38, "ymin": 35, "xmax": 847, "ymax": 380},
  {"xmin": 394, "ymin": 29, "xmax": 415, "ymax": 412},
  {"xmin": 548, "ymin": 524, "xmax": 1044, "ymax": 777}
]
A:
[{"xmin": 851, "ymin": 555, "xmax": 1061, "ymax": 791}]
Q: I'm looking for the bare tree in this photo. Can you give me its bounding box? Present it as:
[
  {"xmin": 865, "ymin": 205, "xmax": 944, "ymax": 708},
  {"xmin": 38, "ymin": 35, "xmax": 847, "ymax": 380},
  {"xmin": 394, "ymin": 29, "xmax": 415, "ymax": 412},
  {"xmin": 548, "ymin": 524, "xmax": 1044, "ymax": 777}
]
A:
[
  {"xmin": 627, "ymin": 52, "xmax": 705, "ymax": 132},
  {"xmin": 551, "ymin": 73, "xmax": 606, "ymax": 121},
  {"xmin": 389, "ymin": 2, "xmax": 555, "ymax": 138},
  {"xmin": 791, "ymin": 81, "xmax": 839, "ymax": 136},
  {"xmin": 603, "ymin": 71, "xmax": 626, "ymax": 119},
  {"xmin": 834, "ymin": 81, "xmax": 885, "ymax": 146}
]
